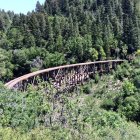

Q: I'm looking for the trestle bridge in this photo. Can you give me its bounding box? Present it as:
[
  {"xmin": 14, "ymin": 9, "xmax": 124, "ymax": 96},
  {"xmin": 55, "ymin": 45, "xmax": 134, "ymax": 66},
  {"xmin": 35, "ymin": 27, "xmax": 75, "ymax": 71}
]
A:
[{"xmin": 5, "ymin": 60, "xmax": 124, "ymax": 92}]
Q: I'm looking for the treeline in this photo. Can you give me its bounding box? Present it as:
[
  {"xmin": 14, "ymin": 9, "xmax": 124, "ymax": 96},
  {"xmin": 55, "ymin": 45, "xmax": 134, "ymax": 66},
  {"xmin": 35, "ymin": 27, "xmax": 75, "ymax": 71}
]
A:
[{"xmin": 0, "ymin": 0, "xmax": 140, "ymax": 80}]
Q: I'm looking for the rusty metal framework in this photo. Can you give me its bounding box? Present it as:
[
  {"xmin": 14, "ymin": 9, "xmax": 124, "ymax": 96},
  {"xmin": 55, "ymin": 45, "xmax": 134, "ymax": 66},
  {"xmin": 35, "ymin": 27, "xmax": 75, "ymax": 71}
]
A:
[{"xmin": 5, "ymin": 60, "xmax": 124, "ymax": 92}]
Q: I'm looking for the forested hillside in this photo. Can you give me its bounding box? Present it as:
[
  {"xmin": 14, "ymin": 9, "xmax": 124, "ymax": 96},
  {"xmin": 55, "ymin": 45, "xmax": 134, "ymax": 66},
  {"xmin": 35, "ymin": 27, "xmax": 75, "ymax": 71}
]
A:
[
  {"xmin": 1, "ymin": 0, "xmax": 140, "ymax": 140},
  {"xmin": 0, "ymin": 0, "xmax": 140, "ymax": 81}
]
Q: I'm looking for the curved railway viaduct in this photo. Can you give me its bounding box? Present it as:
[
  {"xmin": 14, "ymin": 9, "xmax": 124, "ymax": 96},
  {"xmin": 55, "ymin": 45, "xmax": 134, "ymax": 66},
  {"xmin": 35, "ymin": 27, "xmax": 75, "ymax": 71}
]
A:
[{"xmin": 5, "ymin": 60, "xmax": 124, "ymax": 92}]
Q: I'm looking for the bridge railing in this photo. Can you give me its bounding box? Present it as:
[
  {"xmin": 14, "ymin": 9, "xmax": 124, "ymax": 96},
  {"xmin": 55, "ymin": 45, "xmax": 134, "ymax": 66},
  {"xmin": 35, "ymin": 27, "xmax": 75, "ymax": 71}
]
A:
[{"xmin": 5, "ymin": 60, "xmax": 124, "ymax": 91}]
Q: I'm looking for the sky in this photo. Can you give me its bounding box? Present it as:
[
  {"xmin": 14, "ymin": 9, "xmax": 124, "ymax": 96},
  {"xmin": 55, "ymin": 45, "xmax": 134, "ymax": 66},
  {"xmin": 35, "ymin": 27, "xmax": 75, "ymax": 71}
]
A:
[{"xmin": 0, "ymin": 0, "xmax": 45, "ymax": 14}]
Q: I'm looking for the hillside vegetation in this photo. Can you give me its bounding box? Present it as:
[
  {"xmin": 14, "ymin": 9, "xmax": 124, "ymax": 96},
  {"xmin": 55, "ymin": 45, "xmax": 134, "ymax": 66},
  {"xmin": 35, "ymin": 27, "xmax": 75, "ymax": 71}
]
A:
[
  {"xmin": 1, "ymin": 57, "xmax": 140, "ymax": 139},
  {"xmin": 0, "ymin": 0, "xmax": 140, "ymax": 139}
]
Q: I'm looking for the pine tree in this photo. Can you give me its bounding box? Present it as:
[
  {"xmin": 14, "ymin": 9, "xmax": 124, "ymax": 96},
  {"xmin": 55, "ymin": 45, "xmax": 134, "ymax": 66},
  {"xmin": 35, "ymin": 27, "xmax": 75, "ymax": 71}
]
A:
[
  {"xmin": 47, "ymin": 21, "xmax": 55, "ymax": 52},
  {"xmin": 44, "ymin": 0, "xmax": 52, "ymax": 15},
  {"xmin": 36, "ymin": 1, "xmax": 44, "ymax": 13},
  {"xmin": 53, "ymin": 16, "xmax": 61, "ymax": 37},
  {"xmin": 56, "ymin": 35, "xmax": 63, "ymax": 52},
  {"xmin": 0, "ymin": 16, "xmax": 5, "ymax": 30}
]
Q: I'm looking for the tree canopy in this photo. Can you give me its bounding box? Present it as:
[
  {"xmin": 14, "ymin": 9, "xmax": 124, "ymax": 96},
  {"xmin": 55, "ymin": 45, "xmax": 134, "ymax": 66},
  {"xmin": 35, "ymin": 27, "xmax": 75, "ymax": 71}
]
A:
[{"xmin": 0, "ymin": 0, "xmax": 140, "ymax": 79}]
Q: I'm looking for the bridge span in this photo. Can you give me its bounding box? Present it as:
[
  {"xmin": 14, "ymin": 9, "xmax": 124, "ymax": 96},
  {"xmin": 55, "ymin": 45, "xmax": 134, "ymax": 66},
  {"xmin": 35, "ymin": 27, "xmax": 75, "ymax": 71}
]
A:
[{"xmin": 5, "ymin": 60, "xmax": 124, "ymax": 92}]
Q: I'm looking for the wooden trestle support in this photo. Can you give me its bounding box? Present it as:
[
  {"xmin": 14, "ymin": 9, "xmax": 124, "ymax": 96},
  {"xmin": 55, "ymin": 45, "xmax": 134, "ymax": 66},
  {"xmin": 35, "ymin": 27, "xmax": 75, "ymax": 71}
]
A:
[{"xmin": 5, "ymin": 60, "xmax": 124, "ymax": 92}]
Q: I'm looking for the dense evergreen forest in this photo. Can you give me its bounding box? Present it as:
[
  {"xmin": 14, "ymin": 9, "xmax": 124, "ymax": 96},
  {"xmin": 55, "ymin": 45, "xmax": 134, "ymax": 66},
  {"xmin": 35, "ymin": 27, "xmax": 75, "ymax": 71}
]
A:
[
  {"xmin": 0, "ymin": 0, "xmax": 140, "ymax": 81},
  {"xmin": 1, "ymin": 0, "xmax": 140, "ymax": 139}
]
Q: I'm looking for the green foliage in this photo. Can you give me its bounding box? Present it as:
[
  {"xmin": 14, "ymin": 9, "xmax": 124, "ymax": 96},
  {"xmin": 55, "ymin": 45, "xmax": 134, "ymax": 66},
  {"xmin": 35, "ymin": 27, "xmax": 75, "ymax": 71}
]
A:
[
  {"xmin": 133, "ymin": 56, "xmax": 140, "ymax": 68},
  {"xmin": 102, "ymin": 99, "xmax": 116, "ymax": 111},
  {"xmin": 83, "ymin": 84, "xmax": 92, "ymax": 94},
  {"xmin": 115, "ymin": 62, "xmax": 132, "ymax": 80},
  {"xmin": 118, "ymin": 96, "xmax": 139, "ymax": 120},
  {"xmin": 1, "ymin": 0, "xmax": 140, "ymax": 139},
  {"xmin": 0, "ymin": 86, "xmax": 50, "ymax": 132},
  {"xmin": 95, "ymin": 73, "xmax": 100, "ymax": 83},
  {"xmin": 0, "ymin": 127, "xmax": 52, "ymax": 140},
  {"xmin": 133, "ymin": 75, "xmax": 140, "ymax": 88},
  {"xmin": 88, "ymin": 48, "xmax": 98, "ymax": 61},
  {"xmin": 101, "ymin": 59, "xmax": 140, "ymax": 122},
  {"xmin": 0, "ymin": 0, "xmax": 140, "ymax": 79},
  {"xmin": 43, "ymin": 52, "xmax": 66, "ymax": 68},
  {"xmin": 136, "ymin": 50, "xmax": 140, "ymax": 56},
  {"xmin": 1, "ymin": 64, "xmax": 140, "ymax": 139},
  {"xmin": 0, "ymin": 48, "xmax": 14, "ymax": 80},
  {"xmin": 122, "ymin": 81, "xmax": 135, "ymax": 96}
]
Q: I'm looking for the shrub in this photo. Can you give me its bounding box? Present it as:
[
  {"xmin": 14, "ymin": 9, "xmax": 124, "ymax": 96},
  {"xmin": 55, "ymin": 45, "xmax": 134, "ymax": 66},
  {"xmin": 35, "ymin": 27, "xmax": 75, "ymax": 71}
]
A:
[
  {"xmin": 115, "ymin": 62, "xmax": 131, "ymax": 80},
  {"xmin": 83, "ymin": 84, "xmax": 92, "ymax": 94},
  {"xmin": 122, "ymin": 81, "xmax": 135, "ymax": 96},
  {"xmin": 136, "ymin": 50, "xmax": 140, "ymax": 56},
  {"xmin": 133, "ymin": 75, "xmax": 140, "ymax": 89},
  {"xmin": 94, "ymin": 73, "xmax": 100, "ymax": 83},
  {"xmin": 101, "ymin": 99, "xmax": 116, "ymax": 111},
  {"xmin": 118, "ymin": 96, "xmax": 139, "ymax": 121}
]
